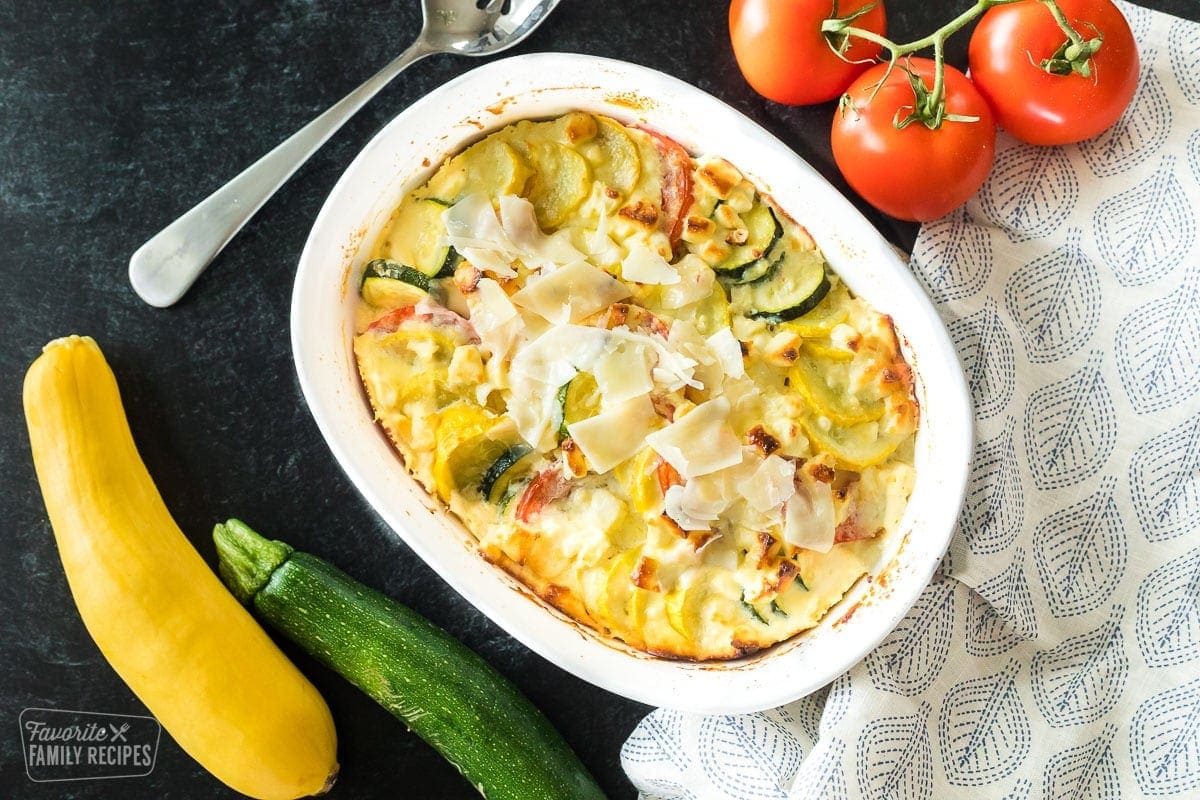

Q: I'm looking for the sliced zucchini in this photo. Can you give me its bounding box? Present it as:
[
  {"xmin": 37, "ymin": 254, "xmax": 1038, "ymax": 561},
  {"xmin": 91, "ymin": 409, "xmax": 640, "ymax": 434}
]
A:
[
  {"xmin": 557, "ymin": 372, "xmax": 601, "ymax": 438},
  {"xmin": 733, "ymin": 242, "xmax": 831, "ymax": 323},
  {"xmin": 722, "ymin": 241, "xmax": 782, "ymax": 286},
  {"xmin": 712, "ymin": 201, "xmax": 781, "ymax": 278},
  {"xmin": 691, "ymin": 194, "xmax": 722, "ymax": 219},
  {"xmin": 361, "ymin": 259, "xmax": 432, "ymax": 309},
  {"xmin": 479, "ymin": 444, "xmax": 538, "ymax": 504},
  {"xmin": 781, "ymin": 284, "xmax": 850, "ymax": 337},
  {"xmin": 527, "ymin": 142, "xmax": 592, "ymax": 229},
  {"xmin": 740, "ymin": 595, "xmax": 771, "ymax": 625},
  {"xmin": 385, "ymin": 197, "xmax": 457, "ymax": 277}
]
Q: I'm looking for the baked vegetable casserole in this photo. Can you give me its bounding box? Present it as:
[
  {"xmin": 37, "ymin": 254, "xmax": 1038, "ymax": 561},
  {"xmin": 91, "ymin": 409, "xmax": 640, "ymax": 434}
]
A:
[{"xmin": 353, "ymin": 112, "xmax": 918, "ymax": 660}]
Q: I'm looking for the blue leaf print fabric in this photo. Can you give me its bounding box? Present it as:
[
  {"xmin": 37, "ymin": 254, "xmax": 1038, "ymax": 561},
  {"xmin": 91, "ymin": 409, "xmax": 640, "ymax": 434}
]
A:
[
  {"xmin": 938, "ymin": 659, "xmax": 1031, "ymax": 786},
  {"xmin": 1136, "ymin": 548, "xmax": 1200, "ymax": 670},
  {"xmin": 1031, "ymin": 480, "xmax": 1127, "ymax": 619},
  {"xmin": 1022, "ymin": 352, "xmax": 1117, "ymax": 490},
  {"xmin": 1115, "ymin": 267, "xmax": 1200, "ymax": 414},
  {"xmin": 1131, "ymin": 677, "xmax": 1200, "ymax": 795},
  {"xmin": 1002, "ymin": 230, "xmax": 1100, "ymax": 364},
  {"xmin": 621, "ymin": 5, "xmax": 1200, "ymax": 798},
  {"xmin": 959, "ymin": 419, "xmax": 1024, "ymax": 556},
  {"xmin": 1129, "ymin": 413, "xmax": 1200, "ymax": 543},
  {"xmin": 856, "ymin": 704, "xmax": 933, "ymax": 800},
  {"xmin": 1043, "ymin": 726, "xmax": 1121, "ymax": 800},
  {"xmin": 1031, "ymin": 607, "xmax": 1128, "ymax": 726}
]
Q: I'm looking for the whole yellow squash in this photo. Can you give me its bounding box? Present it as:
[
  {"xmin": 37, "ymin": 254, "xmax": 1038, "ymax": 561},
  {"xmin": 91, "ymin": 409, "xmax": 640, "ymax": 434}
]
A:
[{"xmin": 23, "ymin": 336, "xmax": 338, "ymax": 799}]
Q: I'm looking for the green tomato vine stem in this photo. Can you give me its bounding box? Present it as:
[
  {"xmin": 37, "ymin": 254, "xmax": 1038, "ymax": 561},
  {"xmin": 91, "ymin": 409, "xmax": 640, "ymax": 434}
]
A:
[{"xmin": 822, "ymin": 0, "xmax": 1103, "ymax": 128}]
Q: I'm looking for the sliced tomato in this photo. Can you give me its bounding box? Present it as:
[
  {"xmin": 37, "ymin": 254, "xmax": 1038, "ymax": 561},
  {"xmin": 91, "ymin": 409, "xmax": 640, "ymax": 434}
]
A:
[
  {"xmin": 366, "ymin": 306, "xmax": 417, "ymax": 333},
  {"xmin": 514, "ymin": 466, "xmax": 571, "ymax": 523},
  {"xmin": 655, "ymin": 458, "xmax": 683, "ymax": 495},
  {"xmin": 642, "ymin": 128, "xmax": 694, "ymax": 243},
  {"xmin": 366, "ymin": 302, "xmax": 479, "ymax": 342}
]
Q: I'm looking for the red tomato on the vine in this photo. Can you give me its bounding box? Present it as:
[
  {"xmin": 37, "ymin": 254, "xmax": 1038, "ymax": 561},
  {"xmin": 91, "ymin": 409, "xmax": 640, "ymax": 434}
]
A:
[
  {"xmin": 831, "ymin": 59, "xmax": 996, "ymax": 222},
  {"xmin": 968, "ymin": 0, "xmax": 1138, "ymax": 145},
  {"xmin": 729, "ymin": 0, "xmax": 888, "ymax": 106}
]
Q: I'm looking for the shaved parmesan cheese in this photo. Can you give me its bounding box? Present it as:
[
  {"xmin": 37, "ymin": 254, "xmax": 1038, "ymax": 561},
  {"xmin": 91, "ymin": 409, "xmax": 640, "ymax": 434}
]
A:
[
  {"xmin": 611, "ymin": 326, "xmax": 700, "ymax": 392},
  {"xmin": 594, "ymin": 340, "xmax": 654, "ymax": 406},
  {"xmin": 622, "ymin": 241, "xmax": 681, "ymax": 285},
  {"xmin": 508, "ymin": 383, "xmax": 563, "ymax": 453},
  {"xmin": 467, "ymin": 279, "xmax": 518, "ymax": 338},
  {"xmin": 667, "ymin": 319, "xmax": 722, "ymax": 393},
  {"xmin": 441, "ymin": 193, "xmax": 587, "ymax": 278},
  {"xmin": 783, "ymin": 469, "xmax": 836, "ymax": 552},
  {"xmin": 441, "ymin": 194, "xmax": 519, "ymax": 278},
  {"xmin": 738, "ymin": 455, "xmax": 796, "ymax": 513},
  {"xmin": 509, "ymin": 324, "xmax": 610, "ymax": 450},
  {"xmin": 663, "ymin": 458, "xmax": 757, "ymax": 530},
  {"xmin": 606, "ymin": 327, "xmax": 700, "ymax": 393},
  {"xmin": 465, "ymin": 279, "xmax": 524, "ymax": 395},
  {"xmin": 443, "ymin": 193, "xmax": 503, "ymax": 241},
  {"xmin": 660, "ymin": 254, "xmax": 715, "ymax": 309},
  {"xmin": 511, "ymin": 260, "xmax": 630, "ymax": 324},
  {"xmin": 586, "ymin": 196, "xmax": 624, "ymax": 266},
  {"xmin": 567, "ymin": 394, "xmax": 658, "ymax": 473},
  {"xmin": 510, "ymin": 324, "xmax": 608, "ymax": 388},
  {"xmin": 706, "ymin": 328, "xmax": 745, "ymax": 379},
  {"xmin": 646, "ymin": 397, "xmax": 743, "ymax": 478},
  {"xmin": 497, "ymin": 194, "xmax": 586, "ymax": 269},
  {"xmin": 664, "ymin": 484, "xmax": 721, "ymax": 531}
]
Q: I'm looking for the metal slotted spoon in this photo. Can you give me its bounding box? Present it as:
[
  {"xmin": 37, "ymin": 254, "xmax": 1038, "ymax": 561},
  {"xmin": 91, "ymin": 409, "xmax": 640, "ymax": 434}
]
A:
[{"xmin": 129, "ymin": 0, "xmax": 561, "ymax": 308}]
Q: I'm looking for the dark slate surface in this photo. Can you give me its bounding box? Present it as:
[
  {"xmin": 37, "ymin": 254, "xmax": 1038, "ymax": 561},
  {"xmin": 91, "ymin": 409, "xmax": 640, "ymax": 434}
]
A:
[{"xmin": 1, "ymin": 1, "xmax": 1195, "ymax": 797}]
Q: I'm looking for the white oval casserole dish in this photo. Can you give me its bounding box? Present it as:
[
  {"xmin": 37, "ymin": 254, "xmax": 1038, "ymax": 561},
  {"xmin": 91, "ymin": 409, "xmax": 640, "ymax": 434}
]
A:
[{"xmin": 292, "ymin": 53, "xmax": 971, "ymax": 714}]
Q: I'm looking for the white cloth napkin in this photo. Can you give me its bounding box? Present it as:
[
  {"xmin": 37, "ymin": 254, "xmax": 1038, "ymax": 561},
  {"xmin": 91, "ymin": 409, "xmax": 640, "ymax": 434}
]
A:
[{"xmin": 622, "ymin": 3, "xmax": 1200, "ymax": 797}]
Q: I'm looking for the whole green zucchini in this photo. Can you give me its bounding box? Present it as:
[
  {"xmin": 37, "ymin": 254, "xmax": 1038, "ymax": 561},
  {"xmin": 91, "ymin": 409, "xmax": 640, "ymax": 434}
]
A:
[{"xmin": 213, "ymin": 519, "xmax": 606, "ymax": 800}]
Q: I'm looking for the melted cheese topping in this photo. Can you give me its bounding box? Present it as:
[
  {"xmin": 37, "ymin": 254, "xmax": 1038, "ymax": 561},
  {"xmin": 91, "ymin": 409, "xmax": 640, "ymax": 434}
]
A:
[{"xmin": 353, "ymin": 113, "xmax": 919, "ymax": 660}]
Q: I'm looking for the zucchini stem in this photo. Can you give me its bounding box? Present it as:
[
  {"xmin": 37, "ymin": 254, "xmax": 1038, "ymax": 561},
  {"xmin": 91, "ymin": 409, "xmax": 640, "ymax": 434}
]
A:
[{"xmin": 213, "ymin": 519, "xmax": 293, "ymax": 604}]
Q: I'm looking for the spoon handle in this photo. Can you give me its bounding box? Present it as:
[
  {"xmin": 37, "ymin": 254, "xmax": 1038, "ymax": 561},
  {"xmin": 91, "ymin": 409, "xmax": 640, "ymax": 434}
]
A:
[{"xmin": 129, "ymin": 40, "xmax": 431, "ymax": 307}]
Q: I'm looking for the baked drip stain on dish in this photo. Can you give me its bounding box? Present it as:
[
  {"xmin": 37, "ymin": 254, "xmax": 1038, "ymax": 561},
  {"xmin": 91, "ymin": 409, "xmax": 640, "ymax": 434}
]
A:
[{"xmin": 349, "ymin": 112, "xmax": 919, "ymax": 661}]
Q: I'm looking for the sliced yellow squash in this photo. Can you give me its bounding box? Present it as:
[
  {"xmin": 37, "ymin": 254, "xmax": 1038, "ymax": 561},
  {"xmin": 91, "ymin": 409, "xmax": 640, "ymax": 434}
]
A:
[
  {"xmin": 690, "ymin": 280, "xmax": 732, "ymax": 337},
  {"xmin": 664, "ymin": 579, "xmax": 711, "ymax": 642},
  {"xmin": 598, "ymin": 547, "xmax": 641, "ymax": 631},
  {"xmin": 791, "ymin": 352, "xmax": 885, "ymax": 427},
  {"xmin": 527, "ymin": 142, "xmax": 592, "ymax": 228},
  {"xmin": 802, "ymin": 341, "xmax": 854, "ymax": 363},
  {"xmin": 590, "ymin": 116, "xmax": 642, "ymax": 196},
  {"xmin": 799, "ymin": 410, "xmax": 915, "ymax": 470},
  {"xmin": 432, "ymin": 402, "xmax": 499, "ymax": 501},
  {"xmin": 425, "ymin": 137, "xmax": 532, "ymax": 202},
  {"xmin": 616, "ymin": 447, "xmax": 664, "ymax": 516}
]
